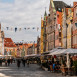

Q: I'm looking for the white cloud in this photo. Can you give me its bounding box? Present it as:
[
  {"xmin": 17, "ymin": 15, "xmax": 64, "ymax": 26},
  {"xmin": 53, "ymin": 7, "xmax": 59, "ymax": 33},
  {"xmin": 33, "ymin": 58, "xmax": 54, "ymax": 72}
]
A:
[{"xmin": 0, "ymin": 0, "xmax": 74, "ymax": 43}]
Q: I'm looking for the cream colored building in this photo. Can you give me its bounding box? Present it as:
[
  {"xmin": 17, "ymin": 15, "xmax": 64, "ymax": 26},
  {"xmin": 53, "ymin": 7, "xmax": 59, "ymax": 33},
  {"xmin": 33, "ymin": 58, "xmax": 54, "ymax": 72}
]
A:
[
  {"xmin": 0, "ymin": 24, "xmax": 4, "ymax": 55},
  {"xmin": 66, "ymin": 8, "xmax": 73, "ymax": 48}
]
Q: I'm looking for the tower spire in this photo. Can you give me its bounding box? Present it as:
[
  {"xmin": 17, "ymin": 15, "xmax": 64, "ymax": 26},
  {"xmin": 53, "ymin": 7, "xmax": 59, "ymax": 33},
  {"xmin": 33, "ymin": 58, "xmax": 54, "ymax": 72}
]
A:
[{"xmin": 44, "ymin": 7, "xmax": 47, "ymax": 16}]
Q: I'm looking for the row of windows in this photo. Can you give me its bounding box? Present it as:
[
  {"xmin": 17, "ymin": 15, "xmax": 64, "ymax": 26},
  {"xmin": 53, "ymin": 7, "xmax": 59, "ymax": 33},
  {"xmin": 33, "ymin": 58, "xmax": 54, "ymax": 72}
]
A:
[
  {"xmin": 73, "ymin": 35, "xmax": 77, "ymax": 45},
  {"xmin": 49, "ymin": 42, "xmax": 54, "ymax": 50},
  {"xmin": 73, "ymin": 23, "xmax": 77, "ymax": 31},
  {"xmin": 48, "ymin": 33, "xmax": 54, "ymax": 42}
]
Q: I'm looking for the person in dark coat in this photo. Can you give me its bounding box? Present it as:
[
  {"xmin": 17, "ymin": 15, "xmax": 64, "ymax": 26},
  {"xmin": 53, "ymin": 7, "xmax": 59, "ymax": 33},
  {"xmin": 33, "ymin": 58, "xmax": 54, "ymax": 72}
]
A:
[
  {"xmin": 7, "ymin": 59, "xmax": 10, "ymax": 66},
  {"xmin": 10, "ymin": 59, "xmax": 13, "ymax": 64},
  {"xmin": 22, "ymin": 59, "xmax": 25, "ymax": 67},
  {"xmin": 17, "ymin": 59, "xmax": 21, "ymax": 69},
  {"xmin": 5, "ymin": 59, "xmax": 7, "ymax": 66},
  {"xmin": 27, "ymin": 59, "xmax": 29, "ymax": 67},
  {"xmin": 0, "ymin": 58, "xmax": 2, "ymax": 66}
]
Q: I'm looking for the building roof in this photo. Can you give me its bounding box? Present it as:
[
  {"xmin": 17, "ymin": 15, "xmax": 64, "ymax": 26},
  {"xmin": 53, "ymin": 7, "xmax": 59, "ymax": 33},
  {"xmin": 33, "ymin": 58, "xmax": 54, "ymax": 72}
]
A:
[
  {"xmin": 44, "ymin": 10, "xmax": 47, "ymax": 16},
  {"xmin": 4, "ymin": 38, "xmax": 16, "ymax": 47},
  {"xmin": 27, "ymin": 44, "xmax": 33, "ymax": 48},
  {"xmin": 53, "ymin": 1, "xmax": 70, "ymax": 12}
]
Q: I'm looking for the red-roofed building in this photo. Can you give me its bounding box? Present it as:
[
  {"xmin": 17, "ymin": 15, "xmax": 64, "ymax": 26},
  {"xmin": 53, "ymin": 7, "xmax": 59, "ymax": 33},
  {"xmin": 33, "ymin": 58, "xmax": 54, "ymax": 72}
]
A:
[
  {"xmin": 4, "ymin": 38, "xmax": 17, "ymax": 56},
  {"xmin": 17, "ymin": 43, "xmax": 28, "ymax": 57},
  {"xmin": 27, "ymin": 43, "xmax": 37, "ymax": 55}
]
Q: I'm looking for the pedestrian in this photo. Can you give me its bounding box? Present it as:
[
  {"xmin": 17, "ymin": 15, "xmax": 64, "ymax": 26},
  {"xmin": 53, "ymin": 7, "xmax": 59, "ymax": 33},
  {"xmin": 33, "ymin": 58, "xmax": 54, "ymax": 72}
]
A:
[
  {"xmin": 22, "ymin": 59, "xmax": 25, "ymax": 67},
  {"xmin": 10, "ymin": 58, "xmax": 13, "ymax": 64},
  {"xmin": 27, "ymin": 59, "xmax": 29, "ymax": 67},
  {"xmin": 53, "ymin": 62, "xmax": 56, "ymax": 72},
  {"xmin": 17, "ymin": 59, "xmax": 21, "ymax": 69},
  {"xmin": 7, "ymin": 59, "xmax": 10, "ymax": 66},
  {"xmin": 5, "ymin": 59, "xmax": 7, "ymax": 66},
  {"xmin": 13, "ymin": 58, "xmax": 15, "ymax": 63},
  {"xmin": 0, "ymin": 58, "xmax": 2, "ymax": 66}
]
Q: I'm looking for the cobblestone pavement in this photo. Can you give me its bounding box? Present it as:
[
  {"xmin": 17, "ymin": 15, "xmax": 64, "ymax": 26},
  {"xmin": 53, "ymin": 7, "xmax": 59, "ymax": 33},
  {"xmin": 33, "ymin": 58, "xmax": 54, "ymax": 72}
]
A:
[{"xmin": 0, "ymin": 63, "xmax": 76, "ymax": 77}]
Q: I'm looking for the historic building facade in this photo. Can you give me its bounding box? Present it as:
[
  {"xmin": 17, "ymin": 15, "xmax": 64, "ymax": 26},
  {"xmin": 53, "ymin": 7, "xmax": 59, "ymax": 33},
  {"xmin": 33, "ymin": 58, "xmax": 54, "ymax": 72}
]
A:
[
  {"xmin": 27, "ymin": 44, "xmax": 37, "ymax": 55},
  {"xmin": 62, "ymin": 8, "xmax": 67, "ymax": 48},
  {"xmin": 4, "ymin": 38, "xmax": 17, "ymax": 56},
  {"xmin": 40, "ymin": 17, "xmax": 44, "ymax": 53},
  {"xmin": 46, "ymin": 0, "xmax": 69, "ymax": 50},
  {"xmin": 37, "ymin": 36, "xmax": 41, "ymax": 54},
  {"xmin": 72, "ymin": 2, "xmax": 77, "ymax": 48},
  {"xmin": 55, "ymin": 11, "xmax": 62, "ymax": 48},
  {"xmin": 0, "ymin": 23, "xmax": 4, "ymax": 55},
  {"xmin": 43, "ymin": 10, "xmax": 47, "ymax": 52},
  {"xmin": 66, "ymin": 8, "xmax": 73, "ymax": 48},
  {"xmin": 46, "ymin": 0, "xmax": 56, "ymax": 50},
  {"xmin": 40, "ymin": 10, "xmax": 47, "ymax": 53}
]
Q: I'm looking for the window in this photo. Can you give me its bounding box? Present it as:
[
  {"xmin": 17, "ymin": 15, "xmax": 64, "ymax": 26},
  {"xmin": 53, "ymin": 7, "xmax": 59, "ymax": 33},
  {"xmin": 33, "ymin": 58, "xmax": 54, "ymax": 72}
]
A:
[
  {"xmin": 75, "ymin": 23, "xmax": 77, "ymax": 27},
  {"xmin": 76, "ymin": 8, "xmax": 77, "ymax": 17},
  {"xmin": 59, "ymin": 32, "xmax": 61, "ymax": 37},
  {"xmin": 57, "ymin": 14, "xmax": 59, "ymax": 18},
  {"xmin": 76, "ymin": 13, "xmax": 77, "ymax": 17}
]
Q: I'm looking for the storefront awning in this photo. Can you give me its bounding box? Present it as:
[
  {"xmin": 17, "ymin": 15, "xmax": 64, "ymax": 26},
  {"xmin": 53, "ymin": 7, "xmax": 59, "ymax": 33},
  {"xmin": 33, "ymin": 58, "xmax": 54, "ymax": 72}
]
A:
[{"xmin": 47, "ymin": 48, "xmax": 77, "ymax": 56}]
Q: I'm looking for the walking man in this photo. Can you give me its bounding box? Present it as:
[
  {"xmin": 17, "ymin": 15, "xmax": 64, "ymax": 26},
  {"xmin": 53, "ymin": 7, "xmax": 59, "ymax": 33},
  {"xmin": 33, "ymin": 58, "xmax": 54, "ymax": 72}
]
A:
[
  {"xmin": 17, "ymin": 59, "xmax": 21, "ymax": 69},
  {"xmin": 27, "ymin": 59, "xmax": 29, "ymax": 67}
]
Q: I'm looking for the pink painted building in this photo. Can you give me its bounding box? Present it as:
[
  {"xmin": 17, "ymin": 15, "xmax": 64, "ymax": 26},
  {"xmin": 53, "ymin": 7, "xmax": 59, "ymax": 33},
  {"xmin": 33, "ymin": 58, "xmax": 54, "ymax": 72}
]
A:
[
  {"xmin": 72, "ymin": 2, "xmax": 77, "ymax": 48},
  {"xmin": 55, "ymin": 11, "xmax": 62, "ymax": 48}
]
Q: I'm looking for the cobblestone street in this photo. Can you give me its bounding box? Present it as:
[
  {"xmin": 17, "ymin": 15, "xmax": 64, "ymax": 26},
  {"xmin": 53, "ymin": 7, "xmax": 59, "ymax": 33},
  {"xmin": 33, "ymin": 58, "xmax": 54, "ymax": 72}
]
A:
[{"xmin": 0, "ymin": 63, "xmax": 76, "ymax": 77}]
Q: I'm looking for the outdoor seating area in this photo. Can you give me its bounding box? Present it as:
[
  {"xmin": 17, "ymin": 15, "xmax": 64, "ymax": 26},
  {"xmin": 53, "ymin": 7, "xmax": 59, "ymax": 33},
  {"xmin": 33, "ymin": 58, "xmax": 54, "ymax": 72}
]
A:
[{"xmin": 39, "ymin": 48, "xmax": 77, "ymax": 76}]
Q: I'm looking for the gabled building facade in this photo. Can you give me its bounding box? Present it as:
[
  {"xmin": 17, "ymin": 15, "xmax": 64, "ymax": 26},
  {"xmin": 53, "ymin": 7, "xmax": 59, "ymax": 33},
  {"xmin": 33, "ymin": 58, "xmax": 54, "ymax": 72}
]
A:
[
  {"xmin": 72, "ymin": 2, "xmax": 77, "ymax": 48},
  {"xmin": 66, "ymin": 8, "xmax": 73, "ymax": 48},
  {"xmin": 46, "ymin": 0, "xmax": 56, "ymax": 50},
  {"xmin": 4, "ymin": 38, "xmax": 17, "ymax": 56},
  {"xmin": 37, "ymin": 36, "xmax": 41, "ymax": 54},
  {"xmin": 40, "ymin": 17, "xmax": 44, "ymax": 53},
  {"xmin": 40, "ymin": 10, "xmax": 47, "ymax": 53},
  {"xmin": 47, "ymin": 0, "xmax": 69, "ymax": 50},
  {"xmin": 27, "ymin": 44, "xmax": 37, "ymax": 55},
  {"xmin": 55, "ymin": 11, "xmax": 62, "ymax": 48},
  {"xmin": 0, "ymin": 24, "xmax": 4, "ymax": 55}
]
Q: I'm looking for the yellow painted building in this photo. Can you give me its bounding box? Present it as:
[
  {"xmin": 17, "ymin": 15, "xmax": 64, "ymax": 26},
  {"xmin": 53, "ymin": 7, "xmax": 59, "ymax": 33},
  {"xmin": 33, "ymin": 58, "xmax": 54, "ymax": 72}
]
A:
[
  {"xmin": 40, "ymin": 17, "xmax": 44, "ymax": 54},
  {"xmin": 66, "ymin": 8, "xmax": 73, "ymax": 48},
  {"xmin": 61, "ymin": 8, "xmax": 67, "ymax": 48}
]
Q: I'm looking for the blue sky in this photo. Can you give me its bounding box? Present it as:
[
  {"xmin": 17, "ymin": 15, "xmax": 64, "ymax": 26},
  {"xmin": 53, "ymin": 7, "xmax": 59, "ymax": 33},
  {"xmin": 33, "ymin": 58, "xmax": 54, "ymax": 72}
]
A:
[
  {"xmin": 0, "ymin": 0, "xmax": 76, "ymax": 43},
  {"xmin": 0, "ymin": 0, "xmax": 14, "ymax": 3}
]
